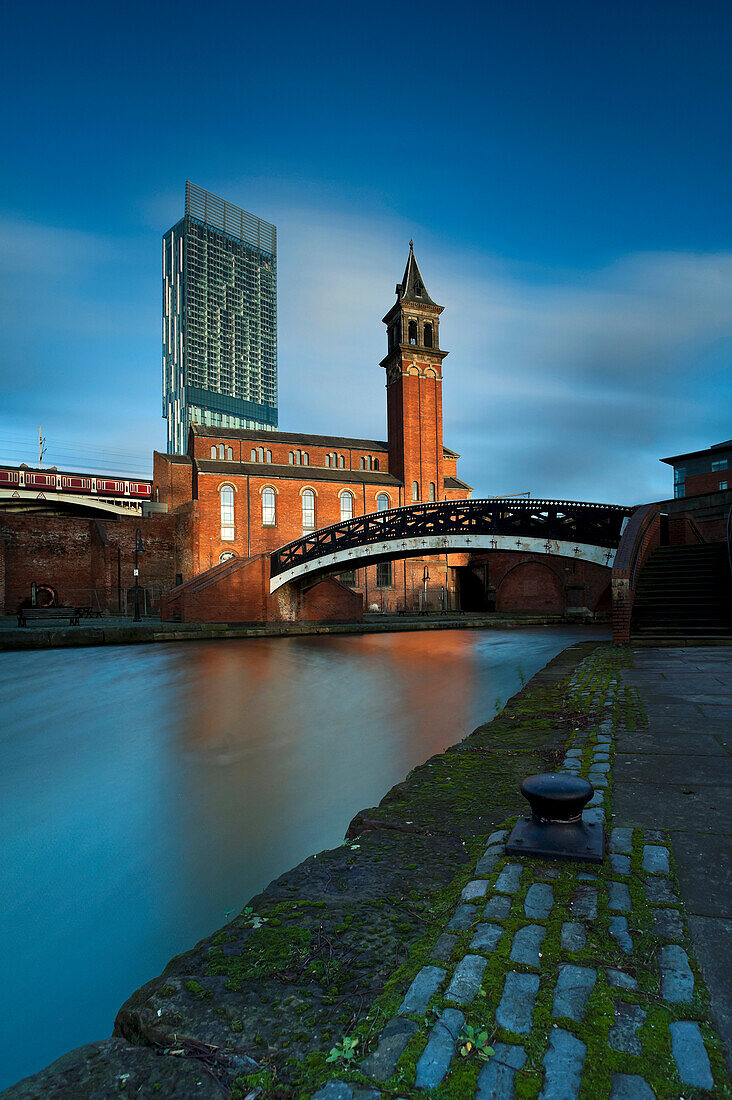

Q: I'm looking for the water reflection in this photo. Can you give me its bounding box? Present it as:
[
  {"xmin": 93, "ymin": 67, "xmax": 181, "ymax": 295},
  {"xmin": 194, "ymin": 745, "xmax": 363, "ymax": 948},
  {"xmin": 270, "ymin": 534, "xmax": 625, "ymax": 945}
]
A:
[{"xmin": 0, "ymin": 626, "xmax": 605, "ymax": 1088}]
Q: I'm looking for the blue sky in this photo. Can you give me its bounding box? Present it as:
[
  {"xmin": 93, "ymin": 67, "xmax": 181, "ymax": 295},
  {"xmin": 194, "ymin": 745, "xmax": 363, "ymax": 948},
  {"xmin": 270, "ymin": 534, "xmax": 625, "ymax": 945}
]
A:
[{"xmin": 1, "ymin": 0, "xmax": 730, "ymax": 500}]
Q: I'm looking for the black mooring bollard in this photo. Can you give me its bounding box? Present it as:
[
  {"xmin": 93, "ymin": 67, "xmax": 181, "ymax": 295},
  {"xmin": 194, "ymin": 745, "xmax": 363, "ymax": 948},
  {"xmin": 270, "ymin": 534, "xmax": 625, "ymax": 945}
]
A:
[{"xmin": 505, "ymin": 772, "xmax": 604, "ymax": 864}]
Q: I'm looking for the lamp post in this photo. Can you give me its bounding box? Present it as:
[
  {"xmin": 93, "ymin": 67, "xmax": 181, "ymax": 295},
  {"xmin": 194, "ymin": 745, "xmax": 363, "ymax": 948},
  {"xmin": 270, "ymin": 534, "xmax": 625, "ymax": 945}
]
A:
[
  {"xmin": 422, "ymin": 565, "xmax": 430, "ymax": 614},
  {"xmin": 133, "ymin": 527, "xmax": 145, "ymax": 622}
]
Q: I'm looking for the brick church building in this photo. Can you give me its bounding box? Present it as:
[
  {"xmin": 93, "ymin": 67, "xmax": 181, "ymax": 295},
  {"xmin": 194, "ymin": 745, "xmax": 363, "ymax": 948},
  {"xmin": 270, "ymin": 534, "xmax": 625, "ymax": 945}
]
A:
[{"xmin": 153, "ymin": 243, "xmax": 473, "ymax": 611}]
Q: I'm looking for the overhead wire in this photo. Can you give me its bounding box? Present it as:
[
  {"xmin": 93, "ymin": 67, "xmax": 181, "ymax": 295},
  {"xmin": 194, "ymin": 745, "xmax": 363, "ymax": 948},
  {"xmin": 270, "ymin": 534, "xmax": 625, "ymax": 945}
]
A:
[{"xmin": 0, "ymin": 431, "xmax": 155, "ymax": 477}]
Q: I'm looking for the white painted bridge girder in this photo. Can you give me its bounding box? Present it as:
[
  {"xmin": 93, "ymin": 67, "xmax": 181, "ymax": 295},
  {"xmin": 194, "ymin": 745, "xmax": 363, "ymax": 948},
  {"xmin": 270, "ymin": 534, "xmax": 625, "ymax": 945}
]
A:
[
  {"xmin": 0, "ymin": 489, "xmax": 143, "ymax": 517},
  {"xmin": 269, "ymin": 534, "xmax": 617, "ymax": 593}
]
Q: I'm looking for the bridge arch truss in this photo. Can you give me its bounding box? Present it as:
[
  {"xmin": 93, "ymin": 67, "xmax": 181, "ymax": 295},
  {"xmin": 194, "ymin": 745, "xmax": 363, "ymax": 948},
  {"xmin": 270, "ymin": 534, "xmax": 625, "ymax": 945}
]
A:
[{"xmin": 269, "ymin": 498, "xmax": 632, "ymax": 592}]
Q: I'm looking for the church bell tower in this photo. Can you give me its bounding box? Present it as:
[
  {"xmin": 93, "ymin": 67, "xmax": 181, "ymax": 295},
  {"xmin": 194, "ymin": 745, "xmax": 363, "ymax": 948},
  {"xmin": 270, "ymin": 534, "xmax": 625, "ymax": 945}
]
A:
[{"xmin": 381, "ymin": 242, "xmax": 448, "ymax": 503}]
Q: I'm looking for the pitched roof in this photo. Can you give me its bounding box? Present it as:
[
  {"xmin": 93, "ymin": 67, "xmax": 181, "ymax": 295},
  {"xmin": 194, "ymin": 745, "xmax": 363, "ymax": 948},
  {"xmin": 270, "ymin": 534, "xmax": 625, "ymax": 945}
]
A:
[
  {"xmin": 153, "ymin": 450, "xmax": 191, "ymax": 465},
  {"xmin": 396, "ymin": 241, "xmax": 437, "ymax": 306},
  {"xmin": 444, "ymin": 476, "xmax": 473, "ymax": 491},
  {"xmin": 196, "ymin": 459, "xmax": 402, "ymax": 487},
  {"xmin": 191, "ymin": 423, "xmax": 388, "ymax": 451}
]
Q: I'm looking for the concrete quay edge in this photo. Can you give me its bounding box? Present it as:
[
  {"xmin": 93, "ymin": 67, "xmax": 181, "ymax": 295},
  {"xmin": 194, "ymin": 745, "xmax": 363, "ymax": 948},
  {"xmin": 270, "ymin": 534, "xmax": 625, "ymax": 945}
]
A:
[{"xmin": 0, "ymin": 613, "xmax": 578, "ymax": 651}]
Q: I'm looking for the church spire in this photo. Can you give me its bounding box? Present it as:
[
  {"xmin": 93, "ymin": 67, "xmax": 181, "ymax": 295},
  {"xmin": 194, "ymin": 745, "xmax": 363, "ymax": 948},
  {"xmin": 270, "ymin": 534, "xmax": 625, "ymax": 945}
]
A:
[{"xmin": 396, "ymin": 240, "xmax": 436, "ymax": 306}]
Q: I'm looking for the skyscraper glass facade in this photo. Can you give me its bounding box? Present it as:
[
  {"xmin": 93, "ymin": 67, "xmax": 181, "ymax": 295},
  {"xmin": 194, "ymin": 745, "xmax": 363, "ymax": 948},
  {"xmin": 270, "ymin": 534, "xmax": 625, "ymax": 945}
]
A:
[{"xmin": 163, "ymin": 181, "xmax": 278, "ymax": 453}]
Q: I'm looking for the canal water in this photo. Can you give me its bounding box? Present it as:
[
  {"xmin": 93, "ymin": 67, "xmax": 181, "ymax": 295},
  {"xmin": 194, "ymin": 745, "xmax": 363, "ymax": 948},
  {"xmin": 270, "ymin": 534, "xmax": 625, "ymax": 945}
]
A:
[{"xmin": 0, "ymin": 625, "xmax": 605, "ymax": 1088}]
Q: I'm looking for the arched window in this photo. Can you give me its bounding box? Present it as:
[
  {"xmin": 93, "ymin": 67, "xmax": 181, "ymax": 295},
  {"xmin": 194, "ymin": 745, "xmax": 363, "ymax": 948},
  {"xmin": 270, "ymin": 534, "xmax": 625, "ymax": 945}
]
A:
[
  {"xmin": 360, "ymin": 457, "xmax": 365, "ymax": 469},
  {"xmin": 302, "ymin": 489, "xmax": 315, "ymax": 531},
  {"xmin": 302, "ymin": 452, "xmax": 309, "ymax": 465},
  {"xmin": 227, "ymin": 447, "xmax": 233, "ymax": 461},
  {"xmin": 429, "ymin": 482, "xmax": 436, "ymax": 501},
  {"xmin": 423, "ymin": 322, "xmax": 433, "ymax": 348},
  {"xmin": 266, "ymin": 450, "xmax": 272, "ymax": 463},
  {"xmin": 373, "ymin": 458, "xmax": 379, "ymax": 471},
  {"xmin": 367, "ymin": 456, "xmax": 373, "ymax": 470},
  {"xmin": 377, "ymin": 493, "xmax": 389, "ymax": 512},
  {"xmin": 294, "ymin": 451, "xmax": 300, "ymax": 464},
  {"xmin": 340, "ymin": 491, "xmax": 354, "ymax": 521},
  {"xmin": 262, "ymin": 487, "xmax": 276, "ymax": 526},
  {"xmin": 408, "ymin": 319, "xmax": 418, "ymax": 345},
  {"xmin": 251, "ymin": 448, "xmax": 257, "ymax": 461},
  {"xmin": 258, "ymin": 447, "xmax": 264, "ymax": 463},
  {"xmin": 289, "ymin": 451, "xmax": 294, "ymax": 464},
  {"xmin": 211, "ymin": 446, "xmax": 217, "ymax": 459},
  {"xmin": 218, "ymin": 444, "xmax": 225, "ymax": 460},
  {"xmin": 339, "ymin": 455, "xmax": 345, "ymax": 468},
  {"xmin": 412, "ymin": 481, "xmax": 419, "ymax": 501},
  {"xmin": 220, "ymin": 485, "xmax": 235, "ymax": 540},
  {"xmin": 325, "ymin": 454, "xmax": 330, "ymax": 467}
]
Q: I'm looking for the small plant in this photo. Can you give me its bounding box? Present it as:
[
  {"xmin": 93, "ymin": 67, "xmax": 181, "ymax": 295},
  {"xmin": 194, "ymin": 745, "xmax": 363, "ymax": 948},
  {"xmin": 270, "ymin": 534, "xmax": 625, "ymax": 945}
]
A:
[
  {"xmin": 518, "ymin": 665, "xmax": 526, "ymax": 687},
  {"xmin": 326, "ymin": 1036, "xmax": 359, "ymax": 1064},
  {"xmin": 459, "ymin": 1025, "xmax": 494, "ymax": 1062},
  {"xmin": 493, "ymin": 696, "xmax": 503, "ymax": 716},
  {"xmin": 241, "ymin": 906, "xmax": 267, "ymax": 929}
]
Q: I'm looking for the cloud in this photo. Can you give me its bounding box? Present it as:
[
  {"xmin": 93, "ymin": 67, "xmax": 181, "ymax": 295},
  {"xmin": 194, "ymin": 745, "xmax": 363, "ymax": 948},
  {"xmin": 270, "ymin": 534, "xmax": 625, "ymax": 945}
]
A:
[{"xmin": 0, "ymin": 213, "xmax": 158, "ymax": 424}]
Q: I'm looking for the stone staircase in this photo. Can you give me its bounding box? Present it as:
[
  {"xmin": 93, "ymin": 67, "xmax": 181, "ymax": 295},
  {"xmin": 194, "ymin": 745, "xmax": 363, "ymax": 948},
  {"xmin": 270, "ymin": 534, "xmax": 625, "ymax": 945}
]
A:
[{"xmin": 632, "ymin": 541, "xmax": 732, "ymax": 642}]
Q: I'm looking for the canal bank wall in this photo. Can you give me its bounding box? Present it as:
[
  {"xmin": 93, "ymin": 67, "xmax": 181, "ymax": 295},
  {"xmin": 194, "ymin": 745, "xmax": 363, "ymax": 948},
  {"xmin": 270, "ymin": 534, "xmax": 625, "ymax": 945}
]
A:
[
  {"xmin": 2, "ymin": 640, "xmax": 602, "ymax": 1098},
  {"xmin": 0, "ymin": 611, "xmax": 590, "ymax": 651}
]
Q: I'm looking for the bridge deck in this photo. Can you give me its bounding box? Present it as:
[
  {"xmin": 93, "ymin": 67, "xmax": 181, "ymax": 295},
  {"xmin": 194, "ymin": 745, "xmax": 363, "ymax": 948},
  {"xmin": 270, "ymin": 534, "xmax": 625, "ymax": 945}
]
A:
[{"xmin": 269, "ymin": 497, "xmax": 632, "ymax": 592}]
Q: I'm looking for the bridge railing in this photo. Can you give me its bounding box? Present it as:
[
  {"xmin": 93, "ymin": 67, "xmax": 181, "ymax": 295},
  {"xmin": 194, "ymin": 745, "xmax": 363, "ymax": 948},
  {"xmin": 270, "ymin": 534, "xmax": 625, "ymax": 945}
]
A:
[{"xmin": 270, "ymin": 497, "xmax": 632, "ymax": 580}]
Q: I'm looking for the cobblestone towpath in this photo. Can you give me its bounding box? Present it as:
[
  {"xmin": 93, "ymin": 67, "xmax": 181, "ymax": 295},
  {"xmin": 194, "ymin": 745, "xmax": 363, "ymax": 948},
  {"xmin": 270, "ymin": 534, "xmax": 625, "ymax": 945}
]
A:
[{"xmin": 311, "ymin": 648, "xmax": 731, "ymax": 1100}]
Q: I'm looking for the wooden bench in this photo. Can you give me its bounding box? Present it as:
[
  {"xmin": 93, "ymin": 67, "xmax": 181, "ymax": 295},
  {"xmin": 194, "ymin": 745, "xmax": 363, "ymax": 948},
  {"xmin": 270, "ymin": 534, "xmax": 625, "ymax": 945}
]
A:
[{"xmin": 18, "ymin": 607, "xmax": 80, "ymax": 627}]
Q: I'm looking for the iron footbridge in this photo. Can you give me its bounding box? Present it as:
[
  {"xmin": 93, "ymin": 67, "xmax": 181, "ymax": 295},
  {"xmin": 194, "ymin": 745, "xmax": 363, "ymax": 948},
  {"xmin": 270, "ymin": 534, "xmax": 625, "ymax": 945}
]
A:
[{"xmin": 269, "ymin": 497, "xmax": 633, "ymax": 593}]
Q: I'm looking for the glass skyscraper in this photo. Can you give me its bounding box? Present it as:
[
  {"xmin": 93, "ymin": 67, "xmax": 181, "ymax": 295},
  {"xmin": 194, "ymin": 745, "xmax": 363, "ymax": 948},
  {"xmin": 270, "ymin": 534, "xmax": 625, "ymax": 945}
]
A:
[{"xmin": 163, "ymin": 181, "xmax": 278, "ymax": 453}]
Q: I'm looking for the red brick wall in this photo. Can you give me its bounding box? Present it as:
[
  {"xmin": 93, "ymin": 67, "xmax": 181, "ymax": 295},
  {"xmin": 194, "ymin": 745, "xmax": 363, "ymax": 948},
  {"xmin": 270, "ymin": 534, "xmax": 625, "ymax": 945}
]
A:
[
  {"xmin": 468, "ymin": 550, "xmax": 611, "ymax": 614},
  {"xmin": 272, "ymin": 576, "xmax": 364, "ymax": 623},
  {"xmin": 153, "ymin": 451, "xmax": 193, "ymax": 509},
  {"xmin": 387, "ymin": 363, "xmax": 444, "ymax": 503},
  {"xmin": 496, "ymin": 560, "xmax": 565, "ymax": 612},
  {"xmin": 0, "ymin": 512, "xmax": 180, "ymax": 614},
  {"xmin": 192, "ymin": 433, "xmax": 389, "ymax": 474},
  {"xmin": 185, "ymin": 467, "xmax": 468, "ymax": 613},
  {"xmin": 443, "ymin": 454, "xmax": 458, "ymax": 480},
  {"xmin": 683, "ymin": 471, "xmax": 730, "ymax": 498},
  {"xmin": 191, "ymin": 470, "xmax": 406, "ymax": 567},
  {"xmin": 161, "ymin": 553, "xmax": 363, "ymax": 624}
]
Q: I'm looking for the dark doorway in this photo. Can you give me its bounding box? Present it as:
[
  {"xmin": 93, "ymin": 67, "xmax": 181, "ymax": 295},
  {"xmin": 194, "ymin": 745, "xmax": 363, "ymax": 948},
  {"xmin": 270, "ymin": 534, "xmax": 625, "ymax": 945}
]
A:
[{"xmin": 456, "ymin": 566, "xmax": 494, "ymax": 611}]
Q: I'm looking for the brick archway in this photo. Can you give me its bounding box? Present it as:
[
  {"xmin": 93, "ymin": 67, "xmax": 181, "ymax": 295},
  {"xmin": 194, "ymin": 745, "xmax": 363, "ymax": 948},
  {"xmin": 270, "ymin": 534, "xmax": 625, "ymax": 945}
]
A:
[{"xmin": 496, "ymin": 560, "xmax": 565, "ymax": 613}]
